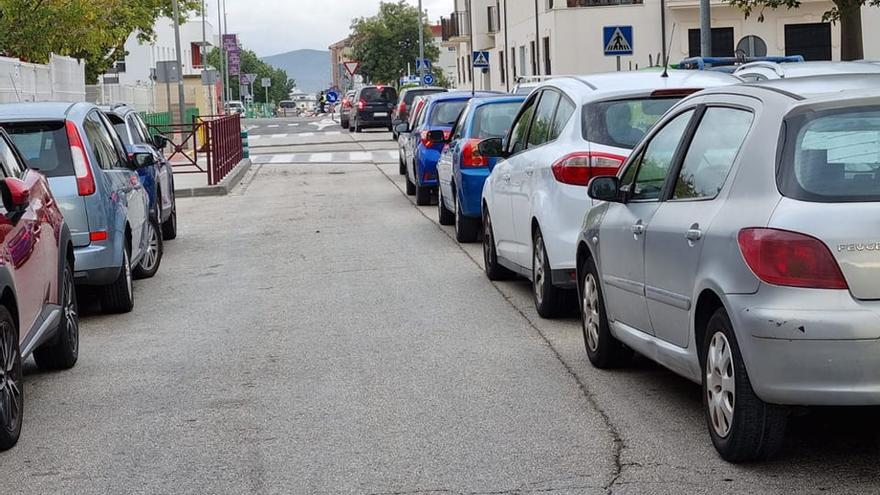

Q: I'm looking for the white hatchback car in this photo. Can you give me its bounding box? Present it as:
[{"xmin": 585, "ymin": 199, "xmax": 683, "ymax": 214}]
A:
[{"xmin": 479, "ymin": 71, "xmax": 738, "ymax": 317}]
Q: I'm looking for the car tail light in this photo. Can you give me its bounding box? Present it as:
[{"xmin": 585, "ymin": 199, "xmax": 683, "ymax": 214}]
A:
[
  {"xmin": 89, "ymin": 231, "xmax": 108, "ymax": 242},
  {"xmin": 737, "ymin": 228, "xmax": 848, "ymax": 289},
  {"xmin": 357, "ymin": 99, "xmax": 366, "ymax": 111},
  {"xmin": 420, "ymin": 130, "xmax": 432, "ymax": 147},
  {"xmin": 342, "ymin": 99, "xmax": 351, "ymax": 109},
  {"xmin": 66, "ymin": 120, "xmax": 95, "ymax": 196},
  {"xmin": 461, "ymin": 139, "xmax": 487, "ymax": 168},
  {"xmin": 398, "ymin": 101, "xmax": 407, "ymax": 115},
  {"xmin": 551, "ymin": 152, "xmax": 625, "ymax": 186}
]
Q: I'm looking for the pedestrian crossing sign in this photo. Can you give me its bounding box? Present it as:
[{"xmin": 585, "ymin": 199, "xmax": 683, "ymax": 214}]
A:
[
  {"xmin": 603, "ymin": 26, "xmax": 633, "ymax": 56},
  {"xmin": 472, "ymin": 51, "xmax": 490, "ymax": 68}
]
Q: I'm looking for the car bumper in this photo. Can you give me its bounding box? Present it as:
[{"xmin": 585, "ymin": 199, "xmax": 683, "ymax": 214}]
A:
[
  {"xmin": 356, "ymin": 113, "xmax": 391, "ymax": 127},
  {"xmin": 728, "ymin": 288, "xmax": 880, "ymax": 406},
  {"xmin": 458, "ymin": 169, "xmax": 490, "ymax": 218},
  {"xmin": 74, "ymin": 243, "xmax": 121, "ymax": 285},
  {"xmin": 416, "ymin": 148, "xmax": 442, "ymax": 186}
]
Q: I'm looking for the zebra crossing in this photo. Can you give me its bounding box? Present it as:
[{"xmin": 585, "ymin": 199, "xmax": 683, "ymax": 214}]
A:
[
  {"xmin": 251, "ymin": 150, "xmax": 397, "ymax": 164},
  {"xmin": 249, "ymin": 131, "xmax": 341, "ymax": 139}
]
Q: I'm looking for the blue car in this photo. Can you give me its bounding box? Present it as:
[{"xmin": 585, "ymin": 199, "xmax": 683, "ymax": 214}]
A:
[
  {"xmin": 398, "ymin": 91, "xmax": 499, "ymax": 206},
  {"xmin": 1, "ymin": 102, "xmax": 153, "ymax": 313},
  {"xmin": 436, "ymin": 95, "xmax": 525, "ymax": 242}
]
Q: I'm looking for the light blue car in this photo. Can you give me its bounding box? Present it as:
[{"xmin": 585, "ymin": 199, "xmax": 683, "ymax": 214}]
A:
[{"xmin": 1, "ymin": 102, "xmax": 153, "ymax": 313}]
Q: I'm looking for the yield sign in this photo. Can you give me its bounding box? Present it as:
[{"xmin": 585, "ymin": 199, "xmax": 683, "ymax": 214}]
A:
[{"xmin": 343, "ymin": 61, "xmax": 360, "ymax": 76}]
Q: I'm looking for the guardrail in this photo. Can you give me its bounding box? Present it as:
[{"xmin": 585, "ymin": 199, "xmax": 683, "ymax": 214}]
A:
[{"xmin": 201, "ymin": 114, "xmax": 243, "ymax": 186}]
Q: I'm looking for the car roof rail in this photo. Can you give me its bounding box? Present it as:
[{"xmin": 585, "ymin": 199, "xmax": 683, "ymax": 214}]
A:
[{"xmin": 678, "ymin": 55, "xmax": 804, "ymax": 70}]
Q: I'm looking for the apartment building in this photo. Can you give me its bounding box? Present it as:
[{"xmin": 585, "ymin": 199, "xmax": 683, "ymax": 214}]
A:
[{"xmin": 443, "ymin": 0, "xmax": 880, "ymax": 92}]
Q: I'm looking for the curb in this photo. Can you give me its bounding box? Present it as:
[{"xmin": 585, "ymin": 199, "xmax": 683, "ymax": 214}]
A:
[{"xmin": 174, "ymin": 158, "xmax": 252, "ymax": 198}]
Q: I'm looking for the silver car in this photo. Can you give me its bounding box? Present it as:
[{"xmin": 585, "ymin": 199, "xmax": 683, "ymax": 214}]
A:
[{"xmin": 576, "ymin": 74, "xmax": 880, "ymax": 462}]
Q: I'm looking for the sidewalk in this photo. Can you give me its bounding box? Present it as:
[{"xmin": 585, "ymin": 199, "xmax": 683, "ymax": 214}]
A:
[{"xmin": 170, "ymin": 155, "xmax": 251, "ymax": 197}]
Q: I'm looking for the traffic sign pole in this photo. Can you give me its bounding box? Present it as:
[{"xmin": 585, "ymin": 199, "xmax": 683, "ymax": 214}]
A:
[{"xmin": 417, "ymin": 0, "xmax": 425, "ymax": 86}]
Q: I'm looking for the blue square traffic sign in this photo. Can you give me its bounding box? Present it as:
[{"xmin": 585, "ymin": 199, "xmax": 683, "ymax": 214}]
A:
[
  {"xmin": 472, "ymin": 51, "xmax": 490, "ymax": 68},
  {"xmin": 603, "ymin": 26, "xmax": 633, "ymax": 56}
]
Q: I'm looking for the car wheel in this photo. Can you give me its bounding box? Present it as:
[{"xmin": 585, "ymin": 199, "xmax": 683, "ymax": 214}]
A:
[
  {"xmin": 33, "ymin": 259, "xmax": 79, "ymax": 370},
  {"xmin": 355, "ymin": 119, "xmax": 362, "ymax": 133},
  {"xmin": 161, "ymin": 197, "xmax": 178, "ymax": 240},
  {"xmin": 399, "ymin": 154, "xmax": 406, "ymax": 176},
  {"xmin": 454, "ymin": 192, "xmax": 480, "ymax": 243},
  {"xmin": 0, "ymin": 305, "xmax": 22, "ymax": 452},
  {"xmin": 438, "ymin": 187, "xmax": 454, "ymax": 225},
  {"xmin": 415, "ymin": 182, "xmax": 432, "ymax": 206},
  {"xmin": 702, "ymin": 308, "xmax": 788, "ymax": 462},
  {"xmin": 405, "ymin": 173, "xmax": 416, "ymax": 195},
  {"xmin": 482, "ymin": 208, "xmax": 514, "ymax": 281},
  {"xmin": 133, "ymin": 216, "xmax": 163, "ymax": 280},
  {"xmin": 532, "ymin": 228, "xmax": 568, "ymax": 318},
  {"xmin": 101, "ymin": 245, "xmax": 134, "ymax": 314},
  {"xmin": 580, "ymin": 256, "xmax": 632, "ymax": 368}
]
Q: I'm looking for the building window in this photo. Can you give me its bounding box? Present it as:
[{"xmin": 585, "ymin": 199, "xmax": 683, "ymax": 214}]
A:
[
  {"xmin": 467, "ymin": 54, "xmax": 472, "ymax": 82},
  {"xmin": 543, "ymin": 36, "xmax": 551, "ymax": 75},
  {"xmin": 784, "ymin": 23, "xmax": 831, "ymax": 61},
  {"xmin": 499, "ymin": 50, "xmax": 506, "ymax": 84},
  {"xmin": 519, "ymin": 46, "xmax": 526, "ymax": 77},
  {"xmin": 736, "ymin": 35, "xmax": 767, "ymax": 57},
  {"xmin": 530, "ymin": 41, "xmax": 537, "ymax": 76},
  {"xmin": 457, "ymin": 57, "xmax": 461, "ymax": 84},
  {"xmin": 687, "ymin": 27, "xmax": 734, "ymax": 57},
  {"xmin": 191, "ymin": 42, "xmax": 203, "ymax": 68},
  {"xmin": 511, "ymin": 47, "xmax": 517, "ymax": 79}
]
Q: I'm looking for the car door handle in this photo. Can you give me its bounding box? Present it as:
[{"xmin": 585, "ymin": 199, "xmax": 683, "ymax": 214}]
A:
[
  {"xmin": 502, "ymin": 173, "xmax": 511, "ymax": 182},
  {"xmin": 631, "ymin": 223, "xmax": 645, "ymax": 235},
  {"xmin": 686, "ymin": 228, "xmax": 703, "ymax": 241}
]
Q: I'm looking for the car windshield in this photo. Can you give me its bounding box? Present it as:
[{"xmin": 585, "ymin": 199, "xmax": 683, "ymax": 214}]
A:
[
  {"xmin": 404, "ymin": 89, "xmax": 445, "ymax": 105},
  {"xmin": 472, "ymin": 102, "xmax": 521, "ymax": 139},
  {"xmin": 429, "ymin": 100, "xmax": 468, "ymax": 126},
  {"xmin": 583, "ymin": 97, "xmax": 681, "ymax": 149},
  {"xmin": 361, "ymin": 87, "xmax": 398, "ymax": 103},
  {"xmin": 2, "ymin": 121, "xmax": 74, "ymax": 177},
  {"xmin": 780, "ymin": 107, "xmax": 880, "ymax": 202}
]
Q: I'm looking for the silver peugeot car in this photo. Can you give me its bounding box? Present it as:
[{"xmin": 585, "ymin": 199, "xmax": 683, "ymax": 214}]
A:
[{"xmin": 576, "ymin": 74, "xmax": 880, "ymax": 462}]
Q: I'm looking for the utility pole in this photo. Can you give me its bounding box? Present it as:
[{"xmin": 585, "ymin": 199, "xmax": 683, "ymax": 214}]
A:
[
  {"xmin": 217, "ymin": 0, "xmax": 225, "ymax": 109},
  {"xmin": 201, "ymin": 0, "xmax": 213, "ymax": 114},
  {"xmin": 172, "ymin": 0, "xmax": 187, "ymax": 124},
  {"xmin": 660, "ymin": 0, "xmax": 667, "ymax": 67},
  {"xmin": 700, "ymin": 0, "xmax": 711, "ymax": 57},
  {"xmin": 417, "ymin": 0, "xmax": 425, "ymax": 86},
  {"xmin": 534, "ymin": 0, "xmax": 540, "ymax": 76}
]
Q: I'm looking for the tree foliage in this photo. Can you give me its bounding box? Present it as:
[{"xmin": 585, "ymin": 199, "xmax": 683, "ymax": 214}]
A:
[
  {"xmin": 0, "ymin": 0, "xmax": 201, "ymax": 82},
  {"xmin": 725, "ymin": 0, "xmax": 880, "ymax": 59},
  {"xmin": 350, "ymin": 1, "xmax": 440, "ymax": 85},
  {"xmin": 205, "ymin": 47, "xmax": 294, "ymax": 104}
]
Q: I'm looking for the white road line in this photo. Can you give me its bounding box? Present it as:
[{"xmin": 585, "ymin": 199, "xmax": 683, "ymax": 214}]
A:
[
  {"xmin": 350, "ymin": 152, "xmax": 371, "ymax": 161},
  {"xmin": 267, "ymin": 124, "xmax": 279, "ymax": 128},
  {"xmin": 287, "ymin": 123, "xmax": 299, "ymax": 127},
  {"xmin": 249, "ymin": 134, "xmax": 262, "ymax": 139},
  {"xmin": 298, "ymin": 132, "xmax": 314, "ymax": 137},
  {"xmin": 270, "ymin": 154, "xmax": 294, "ymax": 163},
  {"xmin": 308, "ymin": 153, "xmax": 332, "ymax": 162},
  {"xmin": 271, "ymin": 133, "xmax": 286, "ymax": 138}
]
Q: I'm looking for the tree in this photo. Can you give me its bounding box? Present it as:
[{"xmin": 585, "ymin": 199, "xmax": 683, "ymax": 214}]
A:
[
  {"xmin": 205, "ymin": 47, "xmax": 295, "ymax": 103},
  {"xmin": 349, "ymin": 1, "xmax": 440, "ymax": 85},
  {"xmin": 0, "ymin": 0, "xmax": 201, "ymax": 82},
  {"xmin": 725, "ymin": 0, "xmax": 879, "ymax": 60}
]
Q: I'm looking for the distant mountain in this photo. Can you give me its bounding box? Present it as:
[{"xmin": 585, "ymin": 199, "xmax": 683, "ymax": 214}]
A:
[{"xmin": 262, "ymin": 49, "xmax": 330, "ymax": 94}]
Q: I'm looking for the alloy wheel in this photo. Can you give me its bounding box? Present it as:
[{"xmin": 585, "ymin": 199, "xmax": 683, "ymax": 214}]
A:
[
  {"xmin": 483, "ymin": 213, "xmax": 493, "ymax": 267},
  {"xmin": 63, "ymin": 266, "xmax": 79, "ymax": 356},
  {"xmin": 583, "ymin": 273, "xmax": 600, "ymax": 352},
  {"xmin": 706, "ymin": 331, "xmax": 736, "ymax": 438},
  {"xmin": 124, "ymin": 250, "xmax": 133, "ymax": 300},
  {"xmin": 140, "ymin": 223, "xmax": 160, "ymax": 272},
  {"xmin": 533, "ymin": 236, "xmax": 546, "ymax": 305},
  {"xmin": 0, "ymin": 321, "xmax": 21, "ymax": 433}
]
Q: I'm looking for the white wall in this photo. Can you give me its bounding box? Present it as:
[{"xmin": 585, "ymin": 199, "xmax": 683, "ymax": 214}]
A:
[{"xmin": 117, "ymin": 17, "xmax": 216, "ymax": 86}]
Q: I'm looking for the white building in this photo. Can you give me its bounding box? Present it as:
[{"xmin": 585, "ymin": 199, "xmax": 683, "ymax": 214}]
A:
[
  {"xmin": 442, "ymin": 0, "xmax": 880, "ymax": 92},
  {"xmin": 432, "ymin": 24, "xmax": 459, "ymax": 84}
]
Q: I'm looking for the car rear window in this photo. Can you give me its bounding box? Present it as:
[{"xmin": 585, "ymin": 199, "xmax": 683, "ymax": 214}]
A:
[
  {"xmin": 429, "ymin": 101, "xmax": 468, "ymax": 126},
  {"xmin": 3, "ymin": 121, "xmax": 74, "ymax": 177},
  {"xmin": 583, "ymin": 97, "xmax": 680, "ymax": 149},
  {"xmin": 404, "ymin": 89, "xmax": 445, "ymax": 106},
  {"xmin": 473, "ymin": 102, "xmax": 521, "ymax": 139},
  {"xmin": 780, "ymin": 107, "xmax": 880, "ymax": 202},
  {"xmin": 361, "ymin": 87, "xmax": 398, "ymax": 103}
]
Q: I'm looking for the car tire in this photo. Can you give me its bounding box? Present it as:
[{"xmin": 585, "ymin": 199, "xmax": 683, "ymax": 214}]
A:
[
  {"xmin": 482, "ymin": 208, "xmax": 514, "ymax": 281},
  {"xmin": 161, "ymin": 196, "xmax": 177, "ymax": 240},
  {"xmin": 0, "ymin": 305, "xmax": 22, "ymax": 452},
  {"xmin": 101, "ymin": 245, "xmax": 134, "ymax": 314},
  {"xmin": 133, "ymin": 216, "xmax": 163, "ymax": 280},
  {"xmin": 405, "ymin": 174, "xmax": 416, "ymax": 196},
  {"xmin": 532, "ymin": 228, "xmax": 568, "ymax": 318},
  {"xmin": 399, "ymin": 155, "xmax": 407, "ymax": 176},
  {"xmin": 580, "ymin": 256, "xmax": 632, "ymax": 369},
  {"xmin": 34, "ymin": 259, "xmax": 79, "ymax": 370},
  {"xmin": 415, "ymin": 182, "xmax": 432, "ymax": 206},
  {"xmin": 702, "ymin": 307, "xmax": 788, "ymax": 462},
  {"xmin": 454, "ymin": 192, "xmax": 480, "ymax": 243},
  {"xmin": 438, "ymin": 187, "xmax": 454, "ymax": 225},
  {"xmin": 354, "ymin": 119, "xmax": 362, "ymax": 133}
]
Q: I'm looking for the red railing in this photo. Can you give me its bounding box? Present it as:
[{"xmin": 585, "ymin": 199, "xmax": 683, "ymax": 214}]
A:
[{"xmin": 202, "ymin": 114, "xmax": 243, "ymax": 186}]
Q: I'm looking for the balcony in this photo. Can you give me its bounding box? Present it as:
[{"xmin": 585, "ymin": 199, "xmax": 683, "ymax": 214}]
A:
[
  {"xmin": 441, "ymin": 11, "xmax": 471, "ymax": 42},
  {"xmin": 487, "ymin": 5, "xmax": 500, "ymax": 34}
]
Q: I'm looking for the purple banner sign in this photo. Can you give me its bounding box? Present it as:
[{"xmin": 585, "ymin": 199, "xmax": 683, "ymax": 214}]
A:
[{"xmin": 223, "ymin": 34, "xmax": 240, "ymax": 76}]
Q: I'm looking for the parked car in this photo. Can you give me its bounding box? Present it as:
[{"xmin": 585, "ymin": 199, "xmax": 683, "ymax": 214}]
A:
[
  {"xmin": 435, "ymin": 95, "xmax": 525, "ymax": 242},
  {"xmin": 339, "ymin": 90, "xmax": 355, "ymax": 129},
  {"xmin": 397, "ymin": 95, "xmax": 429, "ymax": 176},
  {"xmin": 396, "ymin": 91, "xmax": 498, "ymax": 205},
  {"xmin": 391, "ymin": 86, "xmax": 447, "ymax": 140},
  {"xmin": 0, "ymin": 128, "xmax": 79, "ymax": 451},
  {"xmin": 348, "ymin": 85, "xmax": 398, "ymax": 132},
  {"xmin": 677, "ymin": 55, "xmax": 804, "ymax": 72},
  {"xmin": 278, "ymin": 100, "xmax": 297, "ymax": 117},
  {"xmin": 733, "ymin": 60, "xmax": 880, "ymax": 82},
  {"xmin": 478, "ymin": 71, "xmax": 738, "ymax": 318},
  {"xmin": 577, "ymin": 73, "xmax": 880, "ymax": 462},
  {"xmin": 0, "ymin": 102, "xmax": 153, "ymax": 313},
  {"xmin": 225, "ymin": 100, "xmax": 244, "ymax": 115}
]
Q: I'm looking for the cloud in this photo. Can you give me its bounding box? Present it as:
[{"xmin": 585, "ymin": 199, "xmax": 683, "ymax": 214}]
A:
[{"xmin": 205, "ymin": 0, "xmax": 452, "ymax": 56}]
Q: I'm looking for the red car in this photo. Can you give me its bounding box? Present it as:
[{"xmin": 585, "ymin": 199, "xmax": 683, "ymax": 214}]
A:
[{"xmin": 0, "ymin": 129, "xmax": 78, "ymax": 451}]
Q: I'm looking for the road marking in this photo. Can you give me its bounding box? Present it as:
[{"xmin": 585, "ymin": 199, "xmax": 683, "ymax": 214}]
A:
[
  {"xmin": 267, "ymin": 124, "xmax": 279, "ymax": 128},
  {"xmin": 309, "ymin": 118, "xmax": 338, "ymax": 131},
  {"xmin": 252, "ymin": 150, "xmax": 397, "ymax": 164},
  {"xmin": 271, "ymin": 133, "xmax": 286, "ymax": 138},
  {"xmin": 287, "ymin": 123, "xmax": 299, "ymax": 127},
  {"xmin": 350, "ymin": 151, "xmax": 371, "ymax": 161},
  {"xmin": 308, "ymin": 152, "xmax": 332, "ymax": 162}
]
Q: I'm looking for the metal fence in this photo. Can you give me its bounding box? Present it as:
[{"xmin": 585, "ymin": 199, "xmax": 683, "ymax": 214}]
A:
[
  {"xmin": 0, "ymin": 54, "xmax": 85, "ymax": 103},
  {"xmin": 203, "ymin": 114, "xmax": 243, "ymax": 186},
  {"xmin": 87, "ymin": 83, "xmax": 155, "ymax": 112}
]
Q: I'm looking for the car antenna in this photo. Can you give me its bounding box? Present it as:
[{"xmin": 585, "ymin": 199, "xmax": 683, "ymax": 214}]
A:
[{"xmin": 661, "ymin": 23, "xmax": 676, "ymax": 78}]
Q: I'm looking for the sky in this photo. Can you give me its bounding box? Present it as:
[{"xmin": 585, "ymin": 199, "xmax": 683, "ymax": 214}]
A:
[{"xmin": 201, "ymin": 0, "xmax": 452, "ymax": 57}]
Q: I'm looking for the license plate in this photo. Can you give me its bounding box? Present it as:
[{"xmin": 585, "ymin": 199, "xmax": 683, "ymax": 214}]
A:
[{"xmin": 374, "ymin": 112, "xmax": 387, "ymax": 117}]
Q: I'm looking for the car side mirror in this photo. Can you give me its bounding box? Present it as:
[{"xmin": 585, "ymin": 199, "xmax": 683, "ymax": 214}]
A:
[
  {"xmin": 0, "ymin": 177, "xmax": 29, "ymax": 213},
  {"xmin": 152, "ymin": 134, "xmax": 168, "ymax": 150},
  {"xmin": 587, "ymin": 176, "xmax": 622, "ymax": 202},
  {"xmin": 394, "ymin": 122, "xmax": 409, "ymax": 134},
  {"xmin": 477, "ymin": 138, "xmax": 505, "ymax": 158},
  {"xmin": 131, "ymin": 152, "xmax": 155, "ymax": 169},
  {"xmin": 426, "ymin": 130, "xmax": 448, "ymax": 143}
]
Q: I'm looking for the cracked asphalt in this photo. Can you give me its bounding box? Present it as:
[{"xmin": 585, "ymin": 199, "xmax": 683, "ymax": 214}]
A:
[{"xmin": 2, "ymin": 117, "xmax": 879, "ymax": 494}]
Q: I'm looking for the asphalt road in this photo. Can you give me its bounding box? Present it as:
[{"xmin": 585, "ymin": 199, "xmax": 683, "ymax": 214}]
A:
[{"xmin": 3, "ymin": 116, "xmax": 879, "ymax": 494}]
